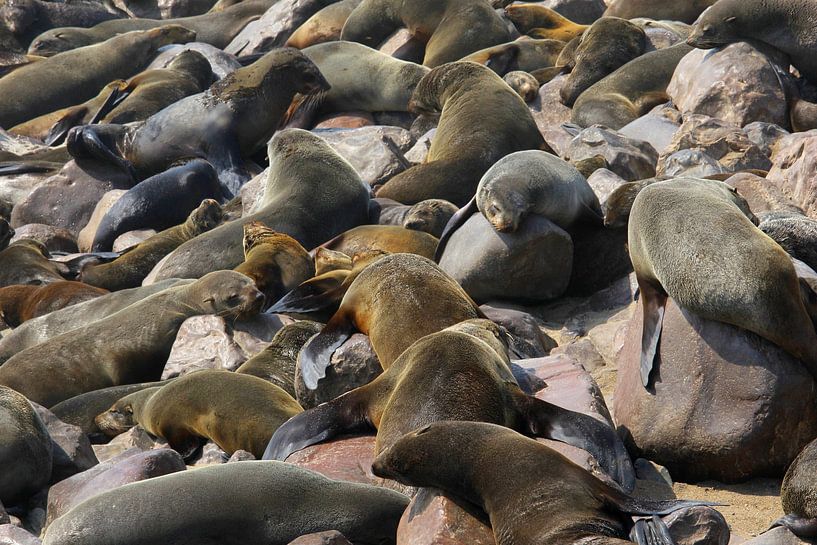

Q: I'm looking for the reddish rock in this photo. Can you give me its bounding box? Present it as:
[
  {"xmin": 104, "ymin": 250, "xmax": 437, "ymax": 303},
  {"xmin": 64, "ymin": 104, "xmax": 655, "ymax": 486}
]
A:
[
  {"xmin": 77, "ymin": 189, "xmax": 126, "ymax": 252},
  {"xmin": 768, "ymin": 130, "xmax": 817, "ymax": 219},
  {"xmin": 288, "ymin": 531, "xmax": 354, "ymax": 545},
  {"xmin": 615, "ymin": 298, "xmax": 817, "ymax": 482},
  {"xmin": 315, "ymin": 126, "xmax": 415, "ymax": 187},
  {"xmin": 396, "ymin": 488, "xmax": 495, "ymax": 545},
  {"xmin": 10, "ymin": 224, "xmax": 77, "ymax": 254},
  {"xmin": 0, "ymin": 525, "xmax": 41, "ymax": 545},
  {"xmin": 285, "ymin": 435, "xmax": 380, "ymax": 486},
  {"xmin": 31, "ymin": 404, "xmax": 98, "ymax": 484},
  {"xmin": 726, "ymin": 173, "xmax": 802, "ymax": 216},
  {"xmin": 529, "ymin": 75, "xmax": 574, "ymax": 156},
  {"xmin": 314, "ymin": 112, "xmax": 375, "ymax": 129}
]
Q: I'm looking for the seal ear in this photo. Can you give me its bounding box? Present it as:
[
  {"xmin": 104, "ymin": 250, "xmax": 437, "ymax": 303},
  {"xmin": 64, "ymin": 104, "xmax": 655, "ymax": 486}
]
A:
[
  {"xmin": 434, "ymin": 195, "xmax": 478, "ymax": 262},
  {"xmin": 298, "ymin": 313, "xmax": 356, "ymax": 390},
  {"xmin": 517, "ymin": 394, "xmax": 636, "ymax": 492},
  {"xmin": 637, "ymin": 279, "xmax": 668, "ymax": 389}
]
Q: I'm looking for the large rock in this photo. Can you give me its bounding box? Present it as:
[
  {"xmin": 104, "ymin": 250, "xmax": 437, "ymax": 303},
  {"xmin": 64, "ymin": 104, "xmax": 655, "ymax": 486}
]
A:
[
  {"xmin": 528, "ymin": 75, "xmax": 574, "ymax": 156},
  {"xmin": 667, "ymin": 42, "xmax": 790, "ymax": 128},
  {"xmin": 10, "ymin": 224, "xmax": 77, "ymax": 254},
  {"xmin": 587, "ymin": 168, "xmax": 628, "ymax": 207},
  {"xmin": 112, "ymin": 229, "xmax": 156, "ymax": 252},
  {"xmin": 0, "ymin": 525, "xmax": 41, "ymax": 545},
  {"xmin": 295, "ymin": 334, "xmax": 382, "ymax": 409},
  {"xmin": 663, "ymin": 506, "xmax": 731, "ymax": 545},
  {"xmin": 538, "ymin": 0, "xmax": 605, "ymax": 23},
  {"xmin": 285, "ymin": 435, "xmax": 380, "ymax": 486},
  {"xmin": 91, "ymin": 426, "xmax": 168, "ymax": 463},
  {"xmin": 767, "ymin": 130, "xmax": 817, "ymax": 218},
  {"xmin": 741, "ymin": 528, "xmax": 814, "ymax": 545},
  {"xmin": 31, "ymin": 404, "xmax": 98, "ymax": 483},
  {"xmin": 725, "ymin": 172, "xmax": 802, "ymax": 216},
  {"xmin": 45, "ymin": 448, "xmax": 185, "ymax": 527},
  {"xmin": 615, "ymin": 298, "xmax": 817, "ymax": 482},
  {"xmin": 314, "ymin": 127, "xmax": 415, "ymax": 187},
  {"xmin": 660, "ymin": 150, "xmax": 726, "ymax": 178},
  {"xmin": 619, "ymin": 104, "xmax": 682, "ymax": 156},
  {"xmin": 565, "ymin": 126, "xmax": 658, "ymax": 181},
  {"xmin": 289, "ymin": 531, "xmax": 354, "ymax": 545},
  {"xmin": 396, "ymin": 488, "xmax": 495, "ymax": 545},
  {"xmin": 438, "ymin": 213, "xmax": 574, "ymax": 304},
  {"xmin": 76, "ymin": 189, "xmax": 127, "ymax": 253},
  {"xmin": 0, "ymin": 171, "xmax": 51, "ymax": 207},
  {"xmin": 743, "ymin": 122, "xmax": 789, "ymax": 158}
]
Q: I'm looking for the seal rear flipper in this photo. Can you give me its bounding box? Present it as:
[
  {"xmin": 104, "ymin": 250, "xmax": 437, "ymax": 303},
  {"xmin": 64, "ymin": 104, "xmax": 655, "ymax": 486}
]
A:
[
  {"xmin": 770, "ymin": 514, "xmax": 817, "ymax": 538},
  {"xmin": 57, "ymin": 252, "xmax": 121, "ymax": 279},
  {"xmin": 638, "ymin": 280, "xmax": 667, "ymax": 389},
  {"xmin": 519, "ymin": 395, "xmax": 636, "ymax": 492},
  {"xmin": 88, "ymin": 83, "xmax": 131, "ymax": 126},
  {"xmin": 44, "ymin": 107, "xmax": 91, "ymax": 147},
  {"xmin": 262, "ymin": 389, "xmax": 372, "ymax": 461},
  {"xmin": 299, "ymin": 314, "xmax": 356, "ymax": 390},
  {"xmin": 434, "ymin": 196, "xmax": 478, "ymax": 262},
  {"xmin": 66, "ymin": 126, "xmax": 137, "ymax": 182},
  {"xmin": 630, "ymin": 516, "xmax": 675, "ymax": 545},
  {"xmin": 266, "ymin": 276, "xmax": 348, "ymax": 315}
]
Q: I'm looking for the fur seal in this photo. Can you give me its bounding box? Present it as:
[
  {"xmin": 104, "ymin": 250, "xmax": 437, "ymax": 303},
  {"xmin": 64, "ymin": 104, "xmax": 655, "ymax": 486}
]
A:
[
  {"xmin": 317, "ymin": 225, "xmax": 438, "ymax": 260},
  {"xmin": 628, "ymin": 177, "xmax": 817, "ymax": 387},
  {"xmin": 296, "ymin": 253, "xmax": 482, "ymax": 389},
  {"xmin": 147, "ymin": 129, "xmax": 370, "ymax": 281},
  {"xmin": 266, "ymin": 319, "xmax": 636, "ymax": 491},
  {"xmin": 0, "ymin": 25, "xmax": 195, "ymax": 129},
  {"xmin": 0, "ymin": 270, "xmax": 263, "ymax": 407},
  {"xmin": 27, "ymin": 0, "xmax": 269, "ymax": 56},
  {"xmin": 605, "ymin": 0, "xmax": 716, "ymax": 24},
  {"xmin": 0, "ymin": 218, "xmax": 14, "ymax": 251},
  {"xmin": 0, "ymin": 384, "xmax": 53, "ymax": 506},
  {"xmin": 0, "ymin": 0, "xmax": 120, "ymax": 48},
  {"xmin": 687, "ymin": 0, "xmax": 817, "ymax": 81},
  {"xmin": 775, "ymin": 438, "xmax": 817, "ymax": 538},
  {"xmin": 560, "ymin": 17, "xmax": 646, "ymax": 106},
  {"xmin": 0, "ymin": 279, "xmax": 190, "ymax": 362},
  {"xmin": 0, "ymin": 281, "xmax": 107, "ymax": 328},
  {"xmin": 233, "ymin": 221, "xmax": 314, "ymax": 308},
  {"xmin": 66, "ymin": 48, "xmax": 330, "ymax": 196},
  {"xmin": 373, "ymin": 198, "xmax": 458, "ymax": 238},
  {"xmin": 503, "ymin": 70, "xmax": 540, "ymax": 102},
  {"xmin": 460, "ymin": 39, "xmax": 566, "ymax": 76},
  {"xmin": 286, "ymin": 0, "xmax": 363, "ymax": 49},
  {"xmin": 0, "ymin": 239, "xmax": 67, "ymax": 288},
  {"xmin": 41, "ymin": 461, "xmax": 409, "ymax": 545},
  {"xmin": 759, "ymin": 213, "xmax": 817, "ymax": 273},
  {"xmin": 80, "ymin": 199, "xmax": 224, "ymax": 291},
  {"xmin": 571, "ymin": 42, "xmax": 692, "ymax": 129},
  {"xmin": 504, "ymin": 3, "xmax": 587, "ymax": 41},
  {"xmin": 340, "ymin": 0, "xmax": 511, "ymax": 67},
  {"xmin": 90, "ymin": 161, "xmax": 224, "ymax": 252},
  {"xmin": 97, "ymin": 370, "xmax": 303, "ymax": 458},
  {"xmin": 375, "ymin": 61, "xmax": 550, "ymax": 206},
  {"xmin": 372, "ymin": 421, "xmax": 714, "ymax": 545},
  {"xmin": 313, "ymin": 247, "xmax": 353, "ymax": 275}
]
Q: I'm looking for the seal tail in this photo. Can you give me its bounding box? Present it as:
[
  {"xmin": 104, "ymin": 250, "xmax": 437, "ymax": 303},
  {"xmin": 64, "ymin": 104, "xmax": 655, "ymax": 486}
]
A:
[
  {"xmin": 517, "ymin": 394, "xmax": 636, "ymax": 493},
  {"xmin": 298, "ymin": 313, "xmax": 355, "ymax": 390},
  {"xmin": 637, "ymin": 279, "xmax": 668, "ymax": 389},
  {"xmin": 434, "ymin": 196, "xmax": 478, "ymax": 263},
  {"xmin": 770, "ymin": 514, "xmax": 817, "ymax": 538}
]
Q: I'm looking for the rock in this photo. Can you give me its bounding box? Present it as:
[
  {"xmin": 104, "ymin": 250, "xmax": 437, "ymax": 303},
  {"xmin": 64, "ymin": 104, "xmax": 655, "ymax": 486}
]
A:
[
  {"xmin": 567, "ymin": 224, "xmax": 632, "ymax": 297},
  {"xmin": 240, "ymin": 168, "xmax": 269, "ymax": 216},
  {"xmin": 225, "ymin": 0, "xmax": 336, "ymax": 56},
  {"xmin": 0, "ymin": 503, "xmax": 7, "ymax": 525},
  {"xmin": 45, "ymin": 448, "xmax": 185, "ymax": 527},
  {"xmin": 76, "ymin": 189, "xmax": 127, "ymax": 252},
  {"xmin": 667, "ymin": 42, "xmax": 790, "ymax": 128},
  {"xmin": 551, "ymin": 337, "xmax": 606, "ymax": 372},
  {"xmin": 191, "ymin": 442, "xmax": 229, "ymax": 466},
  {"xmin": 565, "ymin": 126, "xmax": 658, "ymax": 181},
  {"xmin": 529, "ymin": 75, "xmax": 574, "ymax": 156},
  {"xmin": 0, "ymin": 524, "xmax": 41, "ymax": 545},
  {"xmin": 163, "ymin": 314, "xmax": 288, "ymax": 379},
  {"xmin": 587, "ymin": 168, "xmax": 628, "ymax": 207},
  {"xmin": 395, "ymin": 488, "xmax": 495, "ymax": 545},
  {"xmin": 378, "ymin": 28, "xmax": 415, "ymax": 57},
  {"xmin": 9, "ymin": 224, "xmax": 77, "ymax": 254},
  {"xmin": 404, "ymin": 129, "xmax": 435, "ymax": 164},
  {"xmin": 741, "ymin": 527, "xmax": 813, "ymax": 545},
  {"xmin": 146, "ymin": 42, "xmax": 240, "ymax": 80},
  {"xmin": 438, "ymin": 213, "xmax": 573, "ymax": 304},
  {"xmin": 619, "ymin": 104, "xmax": 682, "ymax": 155},
  {"xmin": 285, "ymin": 435, "xmax": 380, "ymax": 486},
  {"xmin": 637, "ymin": 19, "xmax": 689, "ymax": 51},
  {"xmin": 660, "ymin": 149, "xmax": 726, "ymax": 177},
  {"xmin": 112, "ymin": 229, "xmax": 156, "ymax": 252},
  {"xmin": 538, "ymin": 0, "xmax": 606, "ymax": 23},
  {"xmin": 227, "ymin": 450, "xmax": 255, "ymax": 462},
  {"xmin": 634, "ymin": 458, "xmax": 673, "ymax": 485},
  {"xmin": 725, "ymin": 172, "xmax": 802, "ymax": 216},
  {"xmin": 295, "ymin": 334, "xmax": 382, "ymax": 409},
  {"xmin": 314, "ymin": 112, "xmax": 375, "ymax": 129},
  {"xmin": 657, "ymin": 115, "xmax": 772, "ymax": 176},
  {"xmin": 479, "ymin": 304, "xmax": 556, "ymax": 358},
  {"xmin": 0, "ymin": 171, "xmax": 50, "ymax": 208},
  {"xmin": 314, "ymin": 126, "xmax": 415, "ymax": 187},
  {"xmin": 743, "ymin": 122, "xmax": 789, "ymax": 158},
  {"xmin": 289, "ymin": 531, "xmax": 354, "ymax": 545},
  {"xmin": 10, "ymin": 162, "xmax": 131, "ymax": 237},
  {"xmin": 767, "ymin": 130, "xmax": 817, "ymax": 218},
  {"xmin": 31, "ymin": 404, "xmax": 98, "ymax": 483},
  {"xmin": 92, "ymin": 426, "xmax": 168, "ymax": 463},
  {"xmin": 663, "ymin": 506, "xmax": 731, "ymax": 545},
  {"xmin": 615, "ymin": 298, "xmax": 817, "ymax": 482}
]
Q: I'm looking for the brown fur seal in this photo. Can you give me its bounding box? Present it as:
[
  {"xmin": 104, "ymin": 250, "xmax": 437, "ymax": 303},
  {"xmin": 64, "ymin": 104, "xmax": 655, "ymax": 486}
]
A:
[
  {"xmin": 236, "ymin": 320, "xmax": 324, "ymax": 396},
  {"xmin": 27, "ymin": 0, "xmax": 269, "ymax": 56},
  {"xmin": 0, "ymin": 239, "xmax": 67, "ymax": 288},
  {"xmin": 0, "ymin": 280, "xmax": 107, "ymax": 327},
  {"xmin": 504, "ymin": 3, "xmax": 588, "ymax": 41},
  {"xmin": 602, "ymin": 177, "xmax": 668, "ymax": 229},
  {"xmin": 147, "ymin": 129, "xmax": 370, "ymax": 281},
  {"xmin": 233, "ymin": 221, "xmax": 314, "ymax": 308},
  {"xmin": 0, "ymin": 0, "xmax": 120, "ymax": 48},
  {"xmin": 628, "ymin": 177, "xmax": 817, "ymax": 387},
  {"xmin": 571, "ymin": 42, "xmax": 692, "ymax": 129},
  {"xmin": 0, "ymin": 270, "xmax": 263, "ymax": 407},
  {"xmin": 0, "ymin": 384, "xmax": 53, "ymax": 506},
  {"xmin": 96, "ymin": 370, "xmax": 302, "ymax": 458},
  {"xmin": 286, "ymin": 0, "xmax": 363, "ymax": 49},
  {"xmin": 266, "ymin": 319, "xmax": 636, "ymax": 491},
  {"xmin": 775, "ymin": 438, "xmax": 817, "ymax": 538},
  {"xmin": 687, "ymin": 0, "xmax": 817, "ymax": 81},
  {"xmin": 0, "ymin": 25, "xmax": 195, "ymax": 129},
  {"xmin": 375, "ymin": 61, "xmax": 550, "ymax": 206},
  {"xmin": 605, "ymin": 0, "xmax": 716, "ymax": 24},
  {"xmin": 460, "ymin": 39, "xmax": 566, "ymax": 76},
  {"xmin": 295, "ymin": 253, "xmax": 482, "ymax": 388},
  {"xmin": 313, "ymin": 247, "xmax": 352, "ymax": 275},
  {"xmin": 80, "ymin": 199, "xmax": 223, "ymax": 291},
  {"xmin": 759, "ymin": 213, "xmax": 817, "ymax": 273},
  {"xmin": 0, "ymin": 218, "xmax": 14, "ymax": 251},
  {"xmin": 372, "ymin": 421, "xmax": 715, "ymax": 545},
  {"xmin": 373, "ymin": 198, "xmax": 458, "ymax": 238},
  {"xmin": 41, "ymin": 461, "xmax": 409, "ymax": 545},
  {"xmin": 560, "ymin": 17, "xmax": 646, "ymax": 106},
  {"xmin": 504, "ymin": 70, "xmax": 540, "ymax": 102},
  {"xmin": 340, "ymin": 0, "xmax": 511, "ymax": 67},
  {"xmin": 66, "ymin": 48, "xmax": 330, "ymax": 196},
  {"xmin": 317, "ymin": 224, "xmax": 438, "ymax": 259}
]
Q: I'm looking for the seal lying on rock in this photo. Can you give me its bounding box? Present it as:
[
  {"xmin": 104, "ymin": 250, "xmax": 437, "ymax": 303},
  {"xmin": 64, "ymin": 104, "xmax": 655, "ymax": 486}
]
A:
[
  {"xmin": 0, "ymin": 280, "xmax": 107, "ymax": 327},
  {"xmin": 775, "ymin": 437, "xmax": 817, "ymax": 538}
]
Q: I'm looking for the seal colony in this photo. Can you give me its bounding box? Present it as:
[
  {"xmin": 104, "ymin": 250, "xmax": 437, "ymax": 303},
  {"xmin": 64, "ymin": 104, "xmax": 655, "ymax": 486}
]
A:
[{"xmin": 0, "ymin": 0, "xmax": 815, "ymax": 542}]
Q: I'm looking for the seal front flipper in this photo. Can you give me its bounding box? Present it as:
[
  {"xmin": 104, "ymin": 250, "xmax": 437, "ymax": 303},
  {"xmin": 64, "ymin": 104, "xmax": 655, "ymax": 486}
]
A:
[
  {"xmin": 266, "ymin": 273, "xmax": 348, "ymax": 315},
  {"xmin": 66, "ymin": 125, "xmax": 136, "ymax": 181},
  {"xmin": 434, "ymin": 196, "xmax": 478, "ymax": 262},
  {"xmin": 770, "ymin": 514, "xmax": 817, "ymax": 538},
  {"xmin": 638, "ymin": 280, "xmax": 668, "ymax": 389},
  {"xmin": 44, "ymin": 107, "xmax": 91, "ymax": 147},
  {"xmin": 262, "ymin": 389, "xmax": 372, "ymax": 461},
  {"xmin": 630, "ymin": 516, "xmax": 675, "ymax": 545},
  {"xmin": 518, "ymin": 394, "xmax": 636, "ymax": 492},
  {"xmin": 299, "ymin": 313, "xmax": 356, "ymax": 390},
  {"xmin": 87, "ymin": 82, "xmax": 131, "ymax": 126}
]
